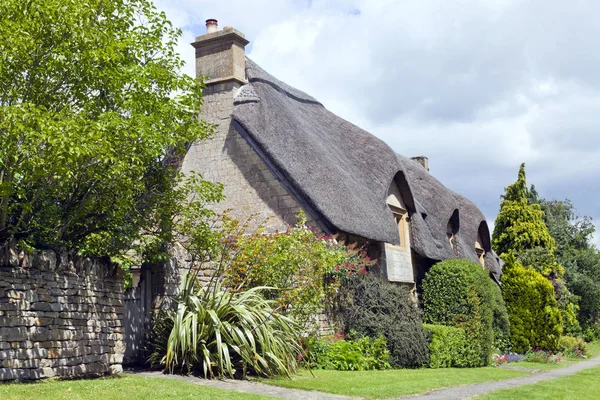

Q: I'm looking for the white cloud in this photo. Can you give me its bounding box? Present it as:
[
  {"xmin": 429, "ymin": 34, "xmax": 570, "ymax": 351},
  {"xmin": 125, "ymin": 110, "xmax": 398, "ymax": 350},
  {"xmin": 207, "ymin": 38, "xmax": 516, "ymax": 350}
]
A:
[{"xmin": 155, "ymin": 0, "xmax": 600, "ymax": 232}]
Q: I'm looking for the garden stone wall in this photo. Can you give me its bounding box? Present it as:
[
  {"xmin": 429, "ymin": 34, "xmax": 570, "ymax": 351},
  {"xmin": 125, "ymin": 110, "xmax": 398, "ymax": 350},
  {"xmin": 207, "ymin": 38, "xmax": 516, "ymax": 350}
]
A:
[{"xmin": 0, "ymin": 242, "xmax": 124, "ymax": 381}]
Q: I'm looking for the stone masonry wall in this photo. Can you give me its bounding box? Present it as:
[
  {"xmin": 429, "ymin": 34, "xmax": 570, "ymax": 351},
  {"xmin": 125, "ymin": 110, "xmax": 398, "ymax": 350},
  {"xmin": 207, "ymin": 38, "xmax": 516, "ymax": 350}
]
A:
[
  {"xmin": 181, "ymin": 82, "xmax": 316, "ymax": 234},
  {"xmin": 0, "ymin": 243, "xmax": 124, "ymax": 381},
  {"xmin": 179, "ymin": 81, "xmax": 318, "ymax": 285}
]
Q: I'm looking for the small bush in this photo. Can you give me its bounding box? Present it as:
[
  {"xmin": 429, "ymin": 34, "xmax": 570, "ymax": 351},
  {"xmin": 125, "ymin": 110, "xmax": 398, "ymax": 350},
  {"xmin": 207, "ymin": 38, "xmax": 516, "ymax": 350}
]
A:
[
  {"xmin": 522, "ymin": 348, "xmax": 562, "ymax": 364},
  {"xmin": 148, "ymin": 272, "xmax": 301, "ymax": 378},
  {"xmin": 424, "ymin": 324, "xmax": 477, "ymax": 368},
  {"xmin": 558, "ymin": 336, "xmax": 589, "ymax": 359},
  {"xmin": 501, "ymin": 254, "xmax": 562, "ymax": 353},
  {"xmin": 337, "ymin": 274, "xmax": 429, "ymax": 368},
  {"xmin": 302, "ymin": 332, "xmax": 391, "ymax": 371},
  {"xmin": 422, "ymin": 259, "xmax": 507, "ymax": 366}
]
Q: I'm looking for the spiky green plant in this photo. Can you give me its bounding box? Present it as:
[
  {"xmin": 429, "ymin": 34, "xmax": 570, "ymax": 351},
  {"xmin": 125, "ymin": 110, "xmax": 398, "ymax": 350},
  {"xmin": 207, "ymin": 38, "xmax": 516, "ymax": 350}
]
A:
[{"xmin": 149, "ymin": 272, "xmax": 301, "ymax": 379}]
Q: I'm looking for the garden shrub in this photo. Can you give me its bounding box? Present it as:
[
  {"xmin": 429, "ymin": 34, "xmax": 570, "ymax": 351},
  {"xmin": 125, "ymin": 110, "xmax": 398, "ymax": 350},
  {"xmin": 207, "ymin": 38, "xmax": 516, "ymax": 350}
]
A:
[
  {"xmin": 424, "ymin": 324, "xmax": 475, "ymax": 368},
  {"xmin": 336, "ymin": 274, "xmax": 429, "ymax": 368},
  {"xmin": 522, "ymin": 348, "xmax": 562, "ymax": 364},
  {"xmin": 421, "ymin": 259, "xmax": 506, "ymax": 366},
  {"xmin": 148, "ymin": 272, "xmax": 301, "ymax": 378},
  {"xmin": 302, "ymin": 332, "xmax": 391, "ymax": 371},
  {"xmin": 558, "ymin": 336, "xmax": 589, "ymax": 358},
  {"xmin": 501, "ymin": 254, "xmax": 562, "ymax": 353},
  {"xmin": 221, "ymin": 214, "xmax": 374, "ymax": 329}
]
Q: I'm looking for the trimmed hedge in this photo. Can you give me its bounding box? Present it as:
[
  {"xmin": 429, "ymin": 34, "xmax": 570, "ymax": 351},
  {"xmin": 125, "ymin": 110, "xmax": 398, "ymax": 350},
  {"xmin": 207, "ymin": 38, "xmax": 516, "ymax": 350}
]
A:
[
  {"xmin": 424, "ymin": 324, "xmax": 475, "ymax": 368},
  {"xmin": 337, "ymin": 274, "xmax": 429, "ymax": 368},
  {"xmin": 422, "ymin": 259, "xmax": 509, "ymax": 366},
  {"xmin": 502, "ymin": 254, "xmax": 562, "ymax": 352}
]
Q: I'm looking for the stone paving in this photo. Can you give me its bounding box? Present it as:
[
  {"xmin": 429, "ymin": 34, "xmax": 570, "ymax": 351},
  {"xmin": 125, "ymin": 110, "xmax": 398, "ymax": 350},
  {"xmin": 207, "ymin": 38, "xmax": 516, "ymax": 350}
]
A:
[{"xmin": 130, "ymin": 356, "xmax": 600, "ymax": 400}]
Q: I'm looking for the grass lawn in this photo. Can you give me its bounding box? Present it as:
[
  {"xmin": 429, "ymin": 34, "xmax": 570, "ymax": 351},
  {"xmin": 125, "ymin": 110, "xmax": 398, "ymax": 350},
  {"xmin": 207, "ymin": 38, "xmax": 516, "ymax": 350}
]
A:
[
  {"xmin": 261, "ymin": 367, "xmax": 528, "ymax": 399},
  {"xmin": 261, "ymin": 342, "xmax": 600, "ymax": 399},
  {"xmin": 0, "ymin": 374, "xmax": 274, "ymax": 400},
  {"xmin": 477, "ymin": 363, "xmax": 600, "ymax": 400}
]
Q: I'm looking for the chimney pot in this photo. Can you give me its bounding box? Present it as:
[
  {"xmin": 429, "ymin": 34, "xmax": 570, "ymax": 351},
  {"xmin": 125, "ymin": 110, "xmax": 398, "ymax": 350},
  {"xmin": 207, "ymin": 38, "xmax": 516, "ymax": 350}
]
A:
[{"xmin": 206, "ymin": 19, "xmax": 218, "ymax": 34}]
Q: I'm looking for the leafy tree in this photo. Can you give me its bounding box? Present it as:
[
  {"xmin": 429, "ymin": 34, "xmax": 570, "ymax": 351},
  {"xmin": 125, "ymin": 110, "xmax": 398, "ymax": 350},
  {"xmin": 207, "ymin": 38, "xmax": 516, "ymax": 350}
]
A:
[
  {"xmin": 0, "ymin": 0, "xmax": 218, "ymax": 258},
  {"xmin": 528, "ymin": 194, "xmax": 600, "ymax": 335}
]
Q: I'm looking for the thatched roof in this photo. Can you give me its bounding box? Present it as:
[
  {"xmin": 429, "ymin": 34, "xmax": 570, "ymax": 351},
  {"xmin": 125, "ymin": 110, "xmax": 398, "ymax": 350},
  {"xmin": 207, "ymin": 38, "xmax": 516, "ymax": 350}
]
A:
[{"xmin": 232, "ymin": 58, "xmax": 502, "ymax": 280}]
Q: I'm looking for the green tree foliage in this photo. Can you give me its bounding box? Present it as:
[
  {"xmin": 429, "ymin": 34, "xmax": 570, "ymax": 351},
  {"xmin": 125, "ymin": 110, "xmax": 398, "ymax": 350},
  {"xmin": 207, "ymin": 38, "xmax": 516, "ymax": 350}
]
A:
[
  {"xmin": 501, "ymin": 254, "xmax": 562, "ymax": 352},
  {"xmin": 528, "ymin": 194, "xmax": 600, "ymax": 336},
  {"xmin": 492, "ymin": 164, "xmax": 556, "ymax": 256},
  {"xmin": 493, "ymin": 164, "xmax": 579, "ymax": 337},
  {"xmin": 422, "ymin": 259, "xmax": 509, "ymax": 366},
  {"xmin": 337, "ymin": 274, "xmax": 430, "ymax": 368},
  {"xmin": 0, "ymin": 0, "xmax": 219, "ymax": 258}
]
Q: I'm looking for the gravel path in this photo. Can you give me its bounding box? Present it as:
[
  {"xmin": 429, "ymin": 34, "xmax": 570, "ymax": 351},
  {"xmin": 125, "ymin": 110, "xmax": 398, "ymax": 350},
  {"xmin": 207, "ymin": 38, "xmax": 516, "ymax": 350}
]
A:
[
  {"xmin": 129, "ymin": 371, "xmax": 361, "ymax": 400},
  {"xmin": 129, "ymin": 356, "xmax": 600, "ymax": 400},
  {"xmin": 396, "ymin": 356, "xmax": 600, "ymax": 400}
]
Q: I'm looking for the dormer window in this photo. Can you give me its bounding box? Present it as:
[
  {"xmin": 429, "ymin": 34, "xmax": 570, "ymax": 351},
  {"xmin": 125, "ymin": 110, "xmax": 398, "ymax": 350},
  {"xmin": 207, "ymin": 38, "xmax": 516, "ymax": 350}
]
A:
[
  {"xmin": 386, "ymin": 182, "xmax": 410, "ymax": 249},
  {"xmin": 390, "ymin": 206, "xmax": 409, "ymax": 249},
  {"xmin": 475, "ymin": 233, "xmax": 485, "ymax": 266},
  {"xmin": 476, "ymin": 222, "xmax": 491, "ymax": 267},
  {"xmin": 447, "ymin": 209, "xmax": 460, "ymax": 256}
]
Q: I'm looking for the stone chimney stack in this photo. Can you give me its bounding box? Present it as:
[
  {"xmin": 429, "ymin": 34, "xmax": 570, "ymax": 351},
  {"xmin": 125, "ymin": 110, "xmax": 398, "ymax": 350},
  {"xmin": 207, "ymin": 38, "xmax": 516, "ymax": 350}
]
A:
[
  {"xmin": 191, "ymin": 20, "xmax": 249, "ymax": 87},
  {"xmin": 411, "ymin": 156, "xmax": 429, "ymax": 173}
]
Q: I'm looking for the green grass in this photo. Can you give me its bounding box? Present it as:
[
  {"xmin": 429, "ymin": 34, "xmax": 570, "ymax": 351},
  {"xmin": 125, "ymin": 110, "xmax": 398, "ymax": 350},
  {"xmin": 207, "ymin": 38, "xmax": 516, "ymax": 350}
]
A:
[
  {"xmin": 261, "ymin": 368, "xmax": 528, "ymax": 399},
  {"xmin": 477, "ymin": 363, "xmax": 600, "ymax": 400},
  {"xmin": 0, "ymin": 374, "xmax": 274, "ymax": 400}
]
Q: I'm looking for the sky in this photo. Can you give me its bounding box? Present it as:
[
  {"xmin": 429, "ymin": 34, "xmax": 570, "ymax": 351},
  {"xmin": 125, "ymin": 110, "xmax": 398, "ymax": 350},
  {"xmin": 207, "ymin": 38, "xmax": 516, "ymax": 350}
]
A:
[{"xmin": 155, "ymin": 0, "xmax": 600, "ymax": 244}]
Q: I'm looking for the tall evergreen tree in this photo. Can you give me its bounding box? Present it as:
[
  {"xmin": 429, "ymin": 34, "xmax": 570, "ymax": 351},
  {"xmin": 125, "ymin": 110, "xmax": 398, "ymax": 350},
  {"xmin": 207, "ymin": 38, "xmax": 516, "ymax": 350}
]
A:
[
  {"xmin": 492, "ymin": 164, "xmax": 556, "ymax": 257},
  {"xmin": 493, "ymin": 163, "xmax": 579, "ymax": 344}
]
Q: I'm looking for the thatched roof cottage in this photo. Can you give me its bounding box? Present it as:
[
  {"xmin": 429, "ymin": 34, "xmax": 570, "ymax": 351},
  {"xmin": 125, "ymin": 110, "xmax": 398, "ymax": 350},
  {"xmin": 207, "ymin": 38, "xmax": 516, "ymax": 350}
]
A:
[{"xmin": 181, "ymin": 20, "xmax": 502, "ymax": 289}]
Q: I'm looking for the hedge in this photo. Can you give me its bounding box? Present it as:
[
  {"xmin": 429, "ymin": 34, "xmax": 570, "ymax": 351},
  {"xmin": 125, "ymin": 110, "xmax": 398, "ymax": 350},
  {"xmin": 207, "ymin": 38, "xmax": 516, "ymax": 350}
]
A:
[
  {"xmin": 422, "ymin": 259, "xmax": 509, "ymax": 366},
  {"xmin": 424, "ymin": 324, "xmax": 471, "ymax": 368}
]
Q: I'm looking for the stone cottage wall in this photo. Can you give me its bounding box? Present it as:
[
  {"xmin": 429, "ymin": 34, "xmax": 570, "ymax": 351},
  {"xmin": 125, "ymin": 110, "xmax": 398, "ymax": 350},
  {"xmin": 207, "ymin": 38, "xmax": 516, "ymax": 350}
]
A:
[{"xmin": 0, "ymin": 243, "xmax": 124, "ymax": 381}]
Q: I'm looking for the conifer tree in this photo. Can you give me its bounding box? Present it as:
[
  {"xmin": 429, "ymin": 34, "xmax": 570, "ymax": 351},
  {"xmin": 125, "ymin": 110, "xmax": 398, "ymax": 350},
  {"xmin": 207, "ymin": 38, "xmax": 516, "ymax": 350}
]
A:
[{"xmin": 492, "ymin": 163, "xmax": 556, "ymax": 256}]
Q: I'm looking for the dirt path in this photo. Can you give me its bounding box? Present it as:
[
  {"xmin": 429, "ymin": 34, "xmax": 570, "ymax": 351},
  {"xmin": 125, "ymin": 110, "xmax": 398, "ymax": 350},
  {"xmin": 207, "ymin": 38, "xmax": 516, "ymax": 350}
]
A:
[
  {"xmin": 397, "ymin": 355, "xmax": 600, "ymax": 400},
  {"xmin": 130, "ymin": 356, "xmax": 600, "ymax": 400}
]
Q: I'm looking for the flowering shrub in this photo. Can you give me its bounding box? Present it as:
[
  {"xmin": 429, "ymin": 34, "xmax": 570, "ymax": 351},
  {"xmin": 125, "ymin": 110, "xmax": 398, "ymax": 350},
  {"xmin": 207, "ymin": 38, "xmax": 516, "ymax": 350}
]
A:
[
  {"xmin": 301, "ymin": 331, "xmax": 391, "ymax": 371},
  {"xmin": 492, "ymin": 354, "xmax": 508, "ymax": 366},
  {"xmin": 522, "ymin": 348, "xmax": 562, "ymax": 364},
  {"xmin": 559, "ymin": 336, "xmax": 589, "ymax": 359},
  {"xmin": 491, "ymin": 353, "xmax": 522, "ymax": 367},
  {"xmin": 221, "ymin": 213, "xmax": 375, "ymax": 329}
]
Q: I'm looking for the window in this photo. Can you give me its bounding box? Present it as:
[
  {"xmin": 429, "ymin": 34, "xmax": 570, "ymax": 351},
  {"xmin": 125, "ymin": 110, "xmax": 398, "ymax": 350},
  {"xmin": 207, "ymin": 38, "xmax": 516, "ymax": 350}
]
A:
[
  {"xmin": 390, "ymin": 206, "xmax": 409, "ymax": 249},
  {"xmin": 475, "ymin": 234, "xmax": 485, "ymax": 266},
  {"xmin": 447, "ymin": 209, "xmax": 460, "ymax": 256}
]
